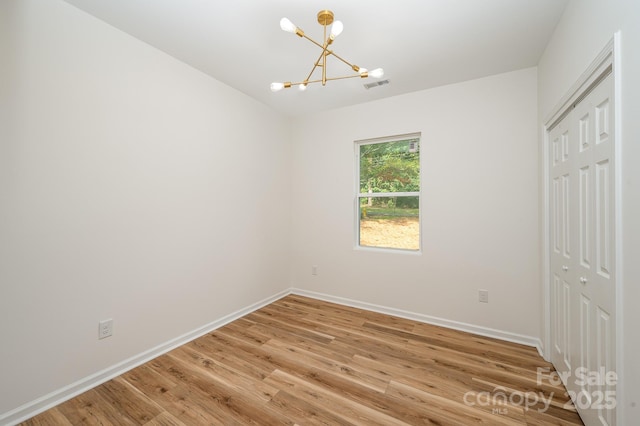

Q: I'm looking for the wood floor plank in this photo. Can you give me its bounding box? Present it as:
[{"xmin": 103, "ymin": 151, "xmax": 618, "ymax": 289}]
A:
[
  {"xmin": 120, "ymin": 364, "xmax": 179, "ymax": 400},
  {"xmin": 364, "ymin": 321, "xmax": 540, "ymax": 369},
  {"xmin": 351, "ymin": 352, "xmax": 489, "ymax": 403},
  {"xmin": 411, "ymin": 321, "xmax": 542, "ymax": 359},
  {"xmin": 246, "ymin": 321, "xmax": 357, "ymax": 364},
  {"xmin": 150, "ymin": 353, "xmax": 295, "ymax": 425},
  {"xmin": 385, "ymin": 379, "xmax": 527, "ymax": 425},
  {"xmin": 20, "ymin": 294, "xmax": 583, "ymax": 425},
  {"xmin": 245, "ymin": 310, "xmax": 336, "ymax": 344},
  {"xmin": 142, "ymin": 411, "xmax": 185, "ymax": 426},
  {"xmin": 266, "ymin": 389, "xmax": 359, "ymax": 426},
  {"xmin": 170, "ymin": 345, "xmax": 278, "ymax": 403},
  {"xmin": 153, "ymin": 383, "xmax": 229, "ymax": 425},
  {"xmin": 20, "ymin": 407, "xmax": 73, "ymax": 426},
  {"xmin": 93, "ymin": 377, "xmax": 162, "ymax": 424},
  {"xmin": 55, "ymin": 388, "xmax": 138, "ymax": 425},
  {"xmin": 217, "ymin": 319, "xmax": 272, "ymax": 347},
  {"xmin": 264, "ymin": 369, "xmax": 410, "ymax": 426}
]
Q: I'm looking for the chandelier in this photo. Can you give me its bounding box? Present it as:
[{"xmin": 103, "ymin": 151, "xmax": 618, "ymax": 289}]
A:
[{"xmin": 270, "ymin": 10, "xmax": 384, "ymax": 92}]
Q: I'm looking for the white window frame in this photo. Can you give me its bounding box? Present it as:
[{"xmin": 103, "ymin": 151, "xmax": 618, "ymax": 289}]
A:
[{"xmin": 354, "ymin": 132, "xmax": 422, "ymax": 253}]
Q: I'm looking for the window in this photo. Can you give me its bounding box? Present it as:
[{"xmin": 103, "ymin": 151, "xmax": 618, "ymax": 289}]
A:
[{"xmin": 356, "ymin": 133, "xmax": 421, "ymax": 251}]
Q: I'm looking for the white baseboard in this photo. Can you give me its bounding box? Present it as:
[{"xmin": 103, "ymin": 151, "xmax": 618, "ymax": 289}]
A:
[
  {"xmin": 3, "ymin": 287, "xmax": 545, "ymax": 425},
  {"xmin": 0, "ymin": 289, "xmax": 290, "ymax": 426},
  {"xmin": 290, "ymin": 288, "xmax": 544, "ymax": 355}
]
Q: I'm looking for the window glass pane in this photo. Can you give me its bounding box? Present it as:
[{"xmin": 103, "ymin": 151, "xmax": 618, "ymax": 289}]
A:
[
  {"xmin": 359, "ymin": 196, "xmax": 419, "ymax": 250},
  {"xmin": 359, "ymin": 139, "xmax": 419, "ymax": 195}
]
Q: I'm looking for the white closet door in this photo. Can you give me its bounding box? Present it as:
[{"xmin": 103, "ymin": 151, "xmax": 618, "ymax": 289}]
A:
[
  {"xmin": 549, "ymin": 113, "xmax": 573, "ymax": 381},
  {"xmin": 550, "ymin": 73, "xmax": 616, "ymax": 426}
]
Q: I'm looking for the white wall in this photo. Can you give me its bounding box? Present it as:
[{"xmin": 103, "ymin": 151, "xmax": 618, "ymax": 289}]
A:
[
  {"xmin": 537, "ymin": 0, "xmax": 640, "ymax": 422},
  {"xmin": 290, "ymin": 68, "xmax": 540, "ymax": 340},
  {"xmin": 0, "ymin": 0, "xmax": 290, "ymax": 419}
]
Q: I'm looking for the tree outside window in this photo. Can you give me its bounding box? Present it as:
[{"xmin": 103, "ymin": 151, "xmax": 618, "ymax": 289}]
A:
[{"xmin": 356, "ymin": 134, "xmax": 420, "ymax": 251}]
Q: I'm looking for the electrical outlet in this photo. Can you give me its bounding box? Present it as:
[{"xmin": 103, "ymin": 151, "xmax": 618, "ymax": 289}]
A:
[
  {"xmin": 479, "ymin": 290, "xmax": 489, "ymax": 303},
  {"xmin": 99, "ymin": 319, "xmax": 113, "ymax": 339},
  {"xmin": 312, "ymin": 265, "xmax": 318, "ymax": 276}
]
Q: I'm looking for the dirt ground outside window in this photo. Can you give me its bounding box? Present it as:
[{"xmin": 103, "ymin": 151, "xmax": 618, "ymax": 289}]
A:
[{"xmin": 359, "ymin": 217, "xmax": 419, "ymax": 250}]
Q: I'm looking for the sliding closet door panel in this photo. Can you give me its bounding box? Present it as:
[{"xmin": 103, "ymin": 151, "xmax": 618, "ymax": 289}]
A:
[
  {"xmin": 550, "ymin": 72, "xmax": 615, "ymax": 426},
  {"xmin": 549, "ymin": 117, "xmax": 574, "ymax": 377}
]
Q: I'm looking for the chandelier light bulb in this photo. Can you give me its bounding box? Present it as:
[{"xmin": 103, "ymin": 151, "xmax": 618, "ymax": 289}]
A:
[
  {"xmin": 280, "ymin": 17, "xmax": 297, "ymax": 33},
  {"xmin": 270, "ymin": 82, "xmax": 285, "ymax": 92},
  {"xmin": 298, "ymin": 83, "xmax": 308, "ymax": 91},
  {"xmin": 329, "ymin": 21, "xmax": 343, "ymax": 40},
  {"xmin": 359, "ymin": 68, "xmax": 368, "ymax": 75},
  {"xmin": 369, "ymin": 68, "xmax": 384, "ymax": 78}
]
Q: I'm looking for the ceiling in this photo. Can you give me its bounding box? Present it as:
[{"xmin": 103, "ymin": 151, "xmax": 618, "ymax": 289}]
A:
[{"xmin": 63, "ymin": 0, "xmax": 568, "ymax": 117}]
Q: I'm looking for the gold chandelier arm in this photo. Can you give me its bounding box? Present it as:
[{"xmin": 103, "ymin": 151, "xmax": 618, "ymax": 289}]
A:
[
  {"xmin": 297, "ymin": 20, "xmax": 364, "ymax": 81},
  {"xmin": 323, "ymin": 73, "xmax": 367, "ymax": 82},
  {"xmin": 298, "ymin": 32, "xmax": 336, "ymax": 85},
  {"xmin": 300, "ymin": 34, "xmax": 354, "ymax": 65},
  {"xmin": 291, "ymin": 73, "xmax": 366, "ymax": 87},
  {"xmin": 303, "ymin": 46, "xmax": 329, "ymax": 84},
  {"xmin": 300, "ymin": 34, "xmax": 362, "ymax": 74},
  {"xmin": 324, "ymin": 50, "xmax": 359, "ymax": 72},
  {"xmin": 322, "ymin": 22, "xmax": 328, "ymax": 85},
  {"xmin": 301, "ymin": 34, "xmax": 325, "ymax": 50}
]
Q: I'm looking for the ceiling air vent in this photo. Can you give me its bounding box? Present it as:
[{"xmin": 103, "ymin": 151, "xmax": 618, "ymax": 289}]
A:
[{"xmin": 363, "ymin": 79, "xmax": 390, "ymax": 90}]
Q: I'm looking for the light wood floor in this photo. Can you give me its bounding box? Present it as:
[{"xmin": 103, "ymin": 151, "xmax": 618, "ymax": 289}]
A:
[{"xmin": 22, "ymin": 295, "xmax": 583, "ymax": 425}]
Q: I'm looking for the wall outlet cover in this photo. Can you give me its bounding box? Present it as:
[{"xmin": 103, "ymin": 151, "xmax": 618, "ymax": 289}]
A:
[{"xmin": 99, "ymin": 319, "xmax": 113, "ymax": 339}]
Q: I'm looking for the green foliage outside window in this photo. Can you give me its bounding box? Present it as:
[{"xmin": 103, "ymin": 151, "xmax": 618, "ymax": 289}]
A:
[{"xmin": 359, "ymin": 139, "xmax": 420, "ymax": 210}]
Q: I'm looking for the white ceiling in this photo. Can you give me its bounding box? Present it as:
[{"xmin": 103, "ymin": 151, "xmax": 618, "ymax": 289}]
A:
[{"xmin": 63, "ymin": 0, "xmax": 568, "ymax": 117}]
